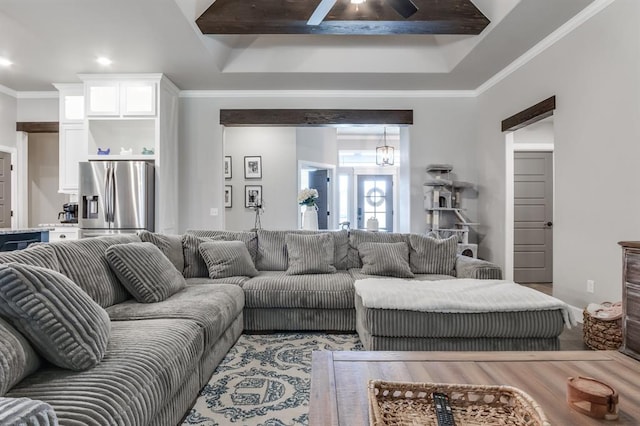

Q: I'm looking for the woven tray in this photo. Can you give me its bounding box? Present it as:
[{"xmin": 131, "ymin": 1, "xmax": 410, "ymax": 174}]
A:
[{"xmin": 368, "ymin": 380, "xmax": 550, "ymax": 426}]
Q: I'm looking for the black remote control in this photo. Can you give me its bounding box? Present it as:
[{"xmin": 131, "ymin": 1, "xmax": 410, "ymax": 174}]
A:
[{"xmin": 432, "ymin": 392, "xmax": 456, "ymax": 426}]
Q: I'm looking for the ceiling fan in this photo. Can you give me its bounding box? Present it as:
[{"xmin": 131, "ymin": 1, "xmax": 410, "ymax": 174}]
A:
[{"xmin": 307, "ymin": 0, "xmax": 419, "ymax": 26}]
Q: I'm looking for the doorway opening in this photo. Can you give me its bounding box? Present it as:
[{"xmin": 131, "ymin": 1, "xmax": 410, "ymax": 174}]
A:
[
  {"xmin": 505, "ymin": 118, "xmax": 555, "ymax": 283},
  {"xmin": 299, "ymin": 162, "xmax": 335, "ymax": 230}
]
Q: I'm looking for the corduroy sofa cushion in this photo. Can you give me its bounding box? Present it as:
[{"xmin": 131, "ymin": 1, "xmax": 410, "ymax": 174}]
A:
[
  {"xmin": 138, "ymin": 230, "xmax": 185, "ymax": 273},
  {"xmin": 199, "ymin": 241, "xmax": 258, "ymax": 279},
  {"xmin": 186, "ymin": 230, "xmax": 258, "ymax": 263},
  {"xmin": 0, "ymin": 245, "xmax": 60, "ymax": 271},
  {"xmin": 347, "ymin": 229, "xmax": 409, "ymax": 269},
  {"xmin": 285, "ymin": 233, "xmax": 336, "ymax": 275},
  {"xmin": 358, "ymin": 242, "xmax": 414, "ymax": 278},
  {"xmin": 0, "ymin": 318, "xmax": 41, "ymax": 396},
  {"xmin": 6, "ymin": 319, "xmax": 202, "ymax": 426},
  {"xmin": 409, "ymin": 234, "xmax": 458, "ymax": 275},
  {"xmin": 49, "ymin": 234, "xmax": 142, "ymax": 308},
  {"xmin": 0, "ymin": 263, "xmax": 111, "ymax": 371},
  {"xmin": 0, "ymin": 397, "xmax": 57, "ymax": 426},
  {"xmin": 106, "ymin": 242, "xmax": 186, "ymax": 303}
]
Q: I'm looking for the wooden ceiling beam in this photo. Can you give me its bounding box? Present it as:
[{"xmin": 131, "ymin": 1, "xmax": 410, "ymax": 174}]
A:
[
  {"xmin": 220, "ymin": 109, "xmax": 413, "ymax": 126},
  {"xmin": 16, "ymin": 122, "xmax": 59, "ymax": 133},
  {"xmin": 197, "ymin": 0, "xmax": 489, "ymax": 36}
]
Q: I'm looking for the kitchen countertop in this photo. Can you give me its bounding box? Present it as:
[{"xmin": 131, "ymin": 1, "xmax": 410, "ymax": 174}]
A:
[
  {"xmin": 38, "ymin": 223, "xmax": 79, "ymax": 228},
  {"xmin": 0, "ymin": 228, "xmax": 53, "ymax": 235}
]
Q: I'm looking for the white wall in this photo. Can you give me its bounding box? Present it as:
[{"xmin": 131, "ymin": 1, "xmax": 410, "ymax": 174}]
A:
[
  {"xmin": 296, "ymin": 127, "xmax": 337, "ymax": 165},
  {"xmin": 16, "ymin": 98, "xmax": 58, "ymax": 122},
  {"xmin": 476, "ymin": 0, "xmax": 640, "ymax": 307},
  {"xmin": 178, "ymin": 95, "xmax": 478, "ymax": 235},
  {"xmin": 223, "ymin": 127, "xmax": 297, "ymax": 231},
  {"xmin": 27, "ymin": 133, "xmax": 68, "ymax": 226},
  {"xmin": 0, "ymin": 93, "xmax": 17, "ymax": 149}
]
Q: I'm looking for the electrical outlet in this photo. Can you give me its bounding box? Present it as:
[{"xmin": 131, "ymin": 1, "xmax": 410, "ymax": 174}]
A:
[
  {"xmin": 587, "ymin": 279, "xmax": 595, "ymax": 293},
  {"xmin": 210, "ymin": 208, "xmax": 219, "ymax": 216}
]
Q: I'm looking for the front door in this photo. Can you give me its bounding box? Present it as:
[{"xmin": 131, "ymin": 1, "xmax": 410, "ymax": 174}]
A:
[
  {"xmin": 514, "ymin": 151, "xmax": 553, "ymax": 283},
  {"xmin": 309, "ymin": 169, "xmax": 329, "ymax": 229},
  {"xmin": 357, "ymin": 175, "xmax": 393, "ymax": 231},
  {"xmin": 0, "ymin": 151, "xmax": 11, "ymax": 228}
]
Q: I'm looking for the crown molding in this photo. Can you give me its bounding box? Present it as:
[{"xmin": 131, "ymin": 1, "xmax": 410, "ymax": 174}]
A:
[
  {"xmin": 179, "ymin": 89, "xmax": 477, "ymax": 99},
  {"xmin": 476, "ymin": 0, "xmax": 616, "ymax": 95},
  {"xmin": 0, "ymin": 84, "xmax": 17, "ymax": 98}
]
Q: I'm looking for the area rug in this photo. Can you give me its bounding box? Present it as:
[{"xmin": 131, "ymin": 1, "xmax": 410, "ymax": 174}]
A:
[{"xmin": 182, "ymin": 333, "xmax": 363, "ymax": 426}]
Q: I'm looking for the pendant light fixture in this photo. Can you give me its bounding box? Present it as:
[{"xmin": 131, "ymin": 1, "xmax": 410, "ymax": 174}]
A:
[{"xmin": 376, "ymin": 127, "xmax": 395, "ymax": 166}]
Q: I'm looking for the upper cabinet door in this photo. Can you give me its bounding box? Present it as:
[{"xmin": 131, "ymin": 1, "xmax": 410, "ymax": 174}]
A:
[
  {"xmin": 121, "ymin": 81, "xmax": 156, "ymax": 116},
  {"xmin": 86, "ymin": 82, "xmax": 120, "ymax": 116},
  {"xmin": 54, "ymin": 83, "xmax": 84, "ymax": 123}
]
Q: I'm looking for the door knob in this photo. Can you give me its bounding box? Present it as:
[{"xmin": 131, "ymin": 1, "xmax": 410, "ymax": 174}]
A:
[{"xmin": 546, "ymin": 221, "xmax": 553, "ymax": 227}]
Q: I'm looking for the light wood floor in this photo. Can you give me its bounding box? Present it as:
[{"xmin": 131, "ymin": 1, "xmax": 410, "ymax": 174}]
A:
[{"xmin": 521, "ymin": 282, "xmax": 588, "ymax": 351}]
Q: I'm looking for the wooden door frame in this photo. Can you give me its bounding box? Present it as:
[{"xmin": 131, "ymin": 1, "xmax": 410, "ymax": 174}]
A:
[{"xmin": 502, "ymin": 97, "xmax": 555, "ymax": 281}]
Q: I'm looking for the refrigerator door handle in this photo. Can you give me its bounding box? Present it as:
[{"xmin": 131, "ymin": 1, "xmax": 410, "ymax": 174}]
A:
[{"xmin": 107, "ymin": 163, "xmax": 114, "ymax": 223}]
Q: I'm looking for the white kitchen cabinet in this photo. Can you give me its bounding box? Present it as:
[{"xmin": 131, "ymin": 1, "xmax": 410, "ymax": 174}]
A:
[
  {"xmin": 49, "ymin": 227, "xmax": 79, "ymax": 242},
  {"xmin": 84, "ymin": 78, "xmax": 156, "ymax": 117},
  {"xmin": 58, "ymin": 124, "xmax": 86, "ymax": 193},
  {"xmin": 53, "ymin": 83, "xmax": 86, "ymax": 194}
]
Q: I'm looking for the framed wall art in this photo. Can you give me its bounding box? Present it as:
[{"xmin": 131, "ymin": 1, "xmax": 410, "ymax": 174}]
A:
[
  {"xmin": 224, "ymin": 156, "xmax": 232, "ymax": 179},
  {"xmin": 245, "ymin": 185, "xmax": 262, "ymax": 208},
  {"xmin": 244, "ymin": 155, "xmax": 262, "ymax": 179},
  {"xmin": 224, "ymin": 185, "xmax": 232, "ymax": 208}
]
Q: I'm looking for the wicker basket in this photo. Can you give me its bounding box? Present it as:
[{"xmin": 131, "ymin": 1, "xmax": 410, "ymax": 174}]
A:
[
  {"xmin": 368, "ymin": 380, "xmax": 550, "ymax": 426},
  {"xmin": 583, "ymin": 304, "xmax": 622, "ymax": 350}
]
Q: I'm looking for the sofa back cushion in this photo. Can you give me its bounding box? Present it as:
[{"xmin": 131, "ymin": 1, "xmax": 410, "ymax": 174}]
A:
[
  {"xmin": 409, "ymin": 234, "xmax": 458, "ymax": 275},
  {"xmin": 138, "ymin": 231, "xmax": 184, "ymax": 273},
  {"xmin": 187, "ymin": 230, "xmax": 258, "ymax": 262},
  {"xmin": 285, "ymin": 233, "xmax": 336, "ymax": 275},
  {"xmin": 0, "ymin": 263, "xmax": 111, "ymax": 371},
  {"xmin": 0, "ymin": 245, "xmax": 60, "ymax": 271},
  {"xmin": 106, "ymin": 242, "xmax": 186, "ymax": 303},
  {"xmin": 49, "ymin": 234, "xmax": 141, "ymax": 308},
  {"xmin": 0, "ymin": 318, "xmax": 41, "ymax": 396},
  {"xmin": 347, "ymin": 230, "xmax": 409, "ymax": 269},
  {"xmin": 257, "ymin": 229, "xmax": 349, "ymax": 271}
]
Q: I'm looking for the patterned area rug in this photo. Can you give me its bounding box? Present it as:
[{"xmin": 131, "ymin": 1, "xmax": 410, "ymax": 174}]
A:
[{"xmin": 182, "ymin": 333, "xmax": 363, "ymax": 426}]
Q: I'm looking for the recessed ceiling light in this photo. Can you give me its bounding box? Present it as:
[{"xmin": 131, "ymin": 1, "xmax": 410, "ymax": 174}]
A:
[
  {"xmin": 0, "ymin": 57, "xmax": 12, "ymax": 67},
  {"xmin": 96, "ymin": 57, "xmax": 112, "ymax": 66}
]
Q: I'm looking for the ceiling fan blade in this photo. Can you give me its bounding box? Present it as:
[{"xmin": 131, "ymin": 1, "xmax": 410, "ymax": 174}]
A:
[
  {"xmin": 307, "ymin": 0, "xmax": 338, "ymax": 25},
  {"xmin": 386, "ymin": 0, "xmax": 418, "ymax": 19}
]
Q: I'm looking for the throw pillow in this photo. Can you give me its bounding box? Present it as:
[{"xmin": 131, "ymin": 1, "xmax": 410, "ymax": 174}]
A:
[
  {"xmin": 138, "ymin": 230, "xmax": 185, "ymax": 273},
  {"xmin": 285, "ymin": 233, "xmax": 336, "ymax": 275},
  {"xmin": 106, "ymin": 242, "xmax": 186, "ymax": 303},
  {"xmin": 182, "ymin": 234, "xmax": 225, "ymax": 278},
  {"xmin": 0, "ymin": 263, "xmax": 111, "ymax": 371},
  {"xmin": 199, "ymin": 241, "xmax": 259, "ymax": 279},
  {"xmin": 358, "ymin": 242, "xmax": 414, "ymax": 278},
  {"xmin": 0, "ymin": 318, "xmax": 41, "ymax": 395},
  {"xmin": 409, "ymin": 234, "xmax": 458, "ymax": 275}
]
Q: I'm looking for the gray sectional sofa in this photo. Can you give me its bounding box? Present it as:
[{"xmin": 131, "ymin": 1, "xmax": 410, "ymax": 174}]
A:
[{"xmin": 0, "ymin": 228, "xmax": 524, "ymax": 425}]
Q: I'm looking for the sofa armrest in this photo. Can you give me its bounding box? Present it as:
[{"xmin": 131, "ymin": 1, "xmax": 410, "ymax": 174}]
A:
[
  {"xmin": 455, "ymin": 255, "xmax": 503, "ymax": 280},
  {"xmin": 0, "ymin": 397, "xmax": 58, "ymax": 426}
]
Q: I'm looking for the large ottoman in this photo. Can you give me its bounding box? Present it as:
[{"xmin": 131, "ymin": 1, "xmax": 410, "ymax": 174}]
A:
[{"xmin": 354, "ymin": 278, "xmax": 573, "ymax": 351}]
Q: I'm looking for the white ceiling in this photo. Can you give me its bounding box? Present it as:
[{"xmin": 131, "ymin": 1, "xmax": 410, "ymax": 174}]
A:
[{"xmin": 0, "ymin": 0, "xmax": 595, "ymax": 92}]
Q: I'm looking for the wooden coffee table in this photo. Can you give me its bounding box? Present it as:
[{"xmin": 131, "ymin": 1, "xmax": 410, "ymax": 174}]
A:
[{"xmin": 310, "ymin": 351, "xmax": 640, "ymax": 425}]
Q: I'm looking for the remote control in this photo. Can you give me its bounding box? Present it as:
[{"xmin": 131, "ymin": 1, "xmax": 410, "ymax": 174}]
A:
[{"xmin": 432, "ymin": 392, "xmax": 456, "ymax": 426}]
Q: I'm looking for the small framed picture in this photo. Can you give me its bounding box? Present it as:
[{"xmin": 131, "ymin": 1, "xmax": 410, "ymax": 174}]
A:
[
  {"xmin": 224, "ymin": 185, "xmax": 232, "ymax": 208},
  {"xmin": 224, "ymin": 156, "xmax": 232, "ymax": 179},
  {"xmin": 244, "ymin": 156, "xmax": 262, "ymax": 179},
  {"xmin": 245, "ymin": 185, "xmax": 262, "ymax": 208}
]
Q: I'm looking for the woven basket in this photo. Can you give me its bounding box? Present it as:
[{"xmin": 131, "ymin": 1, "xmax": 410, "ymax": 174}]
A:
[
  {"xmin": 368, "ymin": 380, "xmax": 550, "ymax": 426},
  {"xmin": 583, "ymin": 306, "xmax": 622, "ymax": 350}
]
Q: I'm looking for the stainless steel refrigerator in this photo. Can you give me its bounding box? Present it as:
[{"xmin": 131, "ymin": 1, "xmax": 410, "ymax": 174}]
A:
[{"xmin": 78, "ymin": 161, "xmax": 154, "ymax": 238}]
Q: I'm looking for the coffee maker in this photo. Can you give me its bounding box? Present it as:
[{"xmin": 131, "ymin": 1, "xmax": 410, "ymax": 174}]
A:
[{"xmin": 58, "ymin": 202, "xmax": 78, "ymax": 223}]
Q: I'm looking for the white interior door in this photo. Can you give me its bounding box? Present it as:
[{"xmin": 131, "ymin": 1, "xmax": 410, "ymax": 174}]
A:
[{"xmin": 513, "ymin": 151, "xmax": 553, "ymax": 283}]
